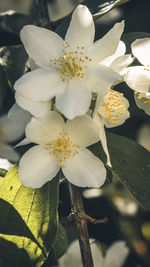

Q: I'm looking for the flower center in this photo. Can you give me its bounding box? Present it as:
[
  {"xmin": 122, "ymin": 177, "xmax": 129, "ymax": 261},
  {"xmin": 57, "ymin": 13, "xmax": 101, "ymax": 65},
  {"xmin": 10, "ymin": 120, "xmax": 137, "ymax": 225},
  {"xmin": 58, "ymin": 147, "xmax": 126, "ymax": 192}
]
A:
[
  {"xmin": 49, "ymin": 41, "xmax": 92, "ymax": 81},
  {"xmin": 45, "ymin": 132, "xmax": 79, "ymax": 167},
  {"xmin": 98, "ymin": 89, "xmax": 126, "ymax": 124}
]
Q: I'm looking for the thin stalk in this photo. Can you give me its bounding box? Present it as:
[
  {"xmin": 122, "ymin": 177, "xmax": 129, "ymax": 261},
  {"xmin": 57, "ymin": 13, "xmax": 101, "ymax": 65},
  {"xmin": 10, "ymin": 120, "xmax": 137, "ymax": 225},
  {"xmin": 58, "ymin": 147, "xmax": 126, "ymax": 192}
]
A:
[{"xmin": 69, "ymin": 183, "xmax": 94, "ymax": 267}]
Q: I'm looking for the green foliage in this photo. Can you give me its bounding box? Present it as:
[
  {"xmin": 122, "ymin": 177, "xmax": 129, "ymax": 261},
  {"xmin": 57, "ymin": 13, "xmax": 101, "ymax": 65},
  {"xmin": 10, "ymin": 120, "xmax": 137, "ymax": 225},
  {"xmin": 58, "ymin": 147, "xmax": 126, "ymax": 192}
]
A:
[
  {"xmin": 92, "ymin": 132, "xmax": 150, "ymax": 210},
  {"xmin": 0, "ymin": 165, "xmax": 60, "ymax": 266},
  {"xmin": 0, "ymin": 11, "xmax": 33, "ymax": 36},
  {"xmin": 0, "ymin": 168, "xmax": 7, "ymax": 178},
  {"xmin": 0, "ymin": 45, "xmax": 28, "ymax": 91},
  {"xmin": 89, "ymin": 0, "xmax": 130, "ymax": 21},
  {"xmin": 44, "ymin": 224, "xmax": 68, "ymax": 266},
  {"xmin": 0, "ymin": 65, "xmax": 9, "ymax": 107}
]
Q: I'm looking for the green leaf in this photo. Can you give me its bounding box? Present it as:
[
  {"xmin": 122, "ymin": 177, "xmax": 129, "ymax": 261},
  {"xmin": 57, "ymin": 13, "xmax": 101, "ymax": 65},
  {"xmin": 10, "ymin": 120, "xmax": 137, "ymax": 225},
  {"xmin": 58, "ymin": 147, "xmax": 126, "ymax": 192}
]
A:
[
  {"xmin": 122, "ymin": 32, "xmax": 150, "ymax": 53},
  {"xmin": 0, "ymin": 65, "xmax": 9, "ymax": 107},
  {"xmin": 91, "ymin": 132, "xmax": 150, "ymax": 210},
  {"xmin": 0, "ymin": 45, "xmax": 28, "ymax": 90},
  {"xmin": 83, "ymin": 0, "xmax": 130, "ymax": 21},
  {"xmin": 0, "ymin": 168, "xmax": 7, "ymax": 178},
  {"xmin": 0, "ymin": 11, "xmax": 33, "ymax": 36},
  {"xmin": 47, "ymin": 224, "xmax": 68, "ymax": 263},
  {"xmin": 0, "ymin": 165, "xmax": 59, "ymax": 266}
]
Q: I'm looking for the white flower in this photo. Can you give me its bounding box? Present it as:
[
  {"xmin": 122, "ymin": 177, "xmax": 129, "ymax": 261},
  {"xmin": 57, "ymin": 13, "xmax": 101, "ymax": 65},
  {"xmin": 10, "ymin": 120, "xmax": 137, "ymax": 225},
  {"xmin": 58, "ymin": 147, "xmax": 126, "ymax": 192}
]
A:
[
  {"xmin": 124, "ymin": 38, "xmax": 150, "ymax": 115},
  {"xmin": 59, "ymin": 239, "xmax": 129, "ymax": 267},
  {"xmin": 93, "ymin": 89, "xmax": 130, "ymax": 166},
  {"xmin": 18, "ymin": 111, "xmax": 106, "ymax": 188},
  {"xmin": 14, "ymin": 5, "xmax": 123, "ymax": 120},
  {"xmin": 94, "ymin": 89, "xmax": 130, "ymax": 128}
]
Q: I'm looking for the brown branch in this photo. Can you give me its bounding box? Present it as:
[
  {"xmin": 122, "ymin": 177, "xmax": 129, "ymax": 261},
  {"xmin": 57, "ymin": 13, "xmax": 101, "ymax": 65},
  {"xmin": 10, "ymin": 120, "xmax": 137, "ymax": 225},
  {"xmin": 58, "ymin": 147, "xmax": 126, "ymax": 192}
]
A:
[{"xmin": 68, "ymin": 183, "xmax": 94, "ymax": 267}]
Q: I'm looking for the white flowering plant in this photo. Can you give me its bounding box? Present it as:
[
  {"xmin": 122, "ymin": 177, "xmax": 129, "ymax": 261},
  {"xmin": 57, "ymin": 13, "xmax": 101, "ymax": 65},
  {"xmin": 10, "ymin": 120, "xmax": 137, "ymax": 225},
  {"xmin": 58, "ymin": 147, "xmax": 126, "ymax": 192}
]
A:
[{"xmin": 0, "ymin": 0, "xmax": 150, "ymax": 266}]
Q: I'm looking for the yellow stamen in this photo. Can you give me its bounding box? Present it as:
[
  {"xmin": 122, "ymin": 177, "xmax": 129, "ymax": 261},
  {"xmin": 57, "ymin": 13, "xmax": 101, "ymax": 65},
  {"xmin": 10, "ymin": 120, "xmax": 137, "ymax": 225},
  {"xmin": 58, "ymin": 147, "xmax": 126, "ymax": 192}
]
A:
[
  {"xmin": 98, "ymin": 89, "xmax": 127, "ymax": 124},
  {"xmin": 49, "ymin": 42, "xmax": 92, "ymax": 81},
  {"xmin": 45, "ymin": 132, "xmax": 79, "ymax": 168}
]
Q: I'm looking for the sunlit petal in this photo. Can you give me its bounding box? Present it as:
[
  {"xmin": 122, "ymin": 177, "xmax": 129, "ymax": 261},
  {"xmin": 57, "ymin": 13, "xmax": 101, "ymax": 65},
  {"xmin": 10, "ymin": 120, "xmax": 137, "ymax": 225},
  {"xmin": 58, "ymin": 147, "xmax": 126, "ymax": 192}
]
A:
[
  {"xmin": 21, "ymin": 25, "xmax": 63, "ymax": 68},
  {"xmin": 62, "ymin": 148, "xmax": 106, "ymax": 188},
  {"xmin": 65, "ymin": 5, "xmax": 95, "ymax": 50},
  {"xmin": 18, "ymin": 145, "xmax": 59, "ymax": 188}
]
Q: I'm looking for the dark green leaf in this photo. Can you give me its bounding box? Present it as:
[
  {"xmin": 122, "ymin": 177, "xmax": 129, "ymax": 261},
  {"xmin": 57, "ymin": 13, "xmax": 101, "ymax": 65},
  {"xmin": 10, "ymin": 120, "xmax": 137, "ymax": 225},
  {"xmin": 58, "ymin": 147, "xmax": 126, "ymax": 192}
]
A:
[
  {"xmin": 50, "ymin": 224, "xmax": 68, "ymax": 260},
  {"xmin": 122, "ymin": 32, "xmax": 150, "ymax": 53},
  {"xmin": 0, "ymin": 168, "xmax": 7, "ymax": 178},
  {"xmin": 44, "ymin": 224, "xmax": 68, "ymax": 266},
  {"xmin": 0, "ymin": 11, "xmax": 33, "ymax": 36},
  {"xmin": 83, "ymin": 0, "xmax": 130, "ymax": 21},
  {"xmin": 0, "ymin": 45, "xmax": 28, "ymax": 90},
  {"xmin": 0, "ymin": 165, "xmax": 59, "ymax": 266},
  {"xmin": 55, "ymin": 15, "xmax": 71, "ymax": 39},
  {"xmin": 91, "ymin": 132, "xmax": 150, "ymax": 210},
  {"xmin": 0, "ymin": 65, "xmax": 9, "ymax": 107}
]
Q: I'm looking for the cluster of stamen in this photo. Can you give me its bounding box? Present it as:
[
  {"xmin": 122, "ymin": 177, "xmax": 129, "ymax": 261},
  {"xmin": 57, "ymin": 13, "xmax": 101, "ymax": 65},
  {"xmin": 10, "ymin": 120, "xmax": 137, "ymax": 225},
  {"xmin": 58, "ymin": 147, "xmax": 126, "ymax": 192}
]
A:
[
  {"xmin": 135, "ymin": 91, "xmax": 150, "ymax": 104},
  {"xmin": 99, "ymin": 89, "xmax": 126, "ymax": 124},
  {"xmin": 45, "ymin": 132, "xmax": 79, "ymax": 167},
  {"xmin": 49, "ymin": 41, "xmax": 92, "ymax": 81}
]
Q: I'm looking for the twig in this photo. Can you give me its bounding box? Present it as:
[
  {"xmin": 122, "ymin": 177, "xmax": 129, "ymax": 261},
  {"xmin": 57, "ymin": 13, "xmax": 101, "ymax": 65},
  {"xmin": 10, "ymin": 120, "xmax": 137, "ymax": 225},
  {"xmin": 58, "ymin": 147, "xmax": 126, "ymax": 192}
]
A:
[{"xmin": 68, "ymin": 183, "xmax": 94, "ymax": 267}]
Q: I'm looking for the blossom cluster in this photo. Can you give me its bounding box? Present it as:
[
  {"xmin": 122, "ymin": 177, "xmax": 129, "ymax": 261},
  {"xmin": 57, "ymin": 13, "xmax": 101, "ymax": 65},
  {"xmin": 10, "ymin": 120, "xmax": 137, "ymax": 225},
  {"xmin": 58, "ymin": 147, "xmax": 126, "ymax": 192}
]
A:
[{"xmin": 2, "ymin": 4, "xmax": 149, "ymax": 189}]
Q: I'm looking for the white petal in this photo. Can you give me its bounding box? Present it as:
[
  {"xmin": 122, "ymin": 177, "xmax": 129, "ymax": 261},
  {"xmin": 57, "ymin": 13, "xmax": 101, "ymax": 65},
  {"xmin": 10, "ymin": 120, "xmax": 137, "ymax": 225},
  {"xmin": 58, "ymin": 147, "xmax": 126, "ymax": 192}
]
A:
[
  {"xmin": 100, "ymin": 40, "xmax": 126, "ymax": 67},
  {"xmin": 25, "ymin": 111, "xmax": 65, "ymax": 145},
  {"xmin": 0, "ymin": 143, "xmax": 19, "ymax": 162},
  {"xmin": 20, "ymin": 25, "xmax": 64, "ymax": 68},
  {"xmin": 87, "ymin": 64, "xmax": 122, "ymax": 94},
  {"xmin": 62, "ymin": 148, "xmax": 106, "ymax": 188},
  {"xmin": 110, "ymin": 54, "xmax": 133, "ymax": 75},
  {"xmin": 14, "ymin": 69, "xmax": 65, "ymax": 102},
  {"xmin": 56, "ymin": 78, "xmax": 91, "ymax": 119},
  {"xmin": 131, "ymin": 38, "xmax": 150, "ymax": 66},
  {"xmin": 104, "ymin": 110, "xmax": 130, "ymax": 128},
  {"xmin": 66, "ymin": 114, "xmax": 99, "ymax": 147},
  {"xmin": 105, "ymin": 241, "xmax": 129, "ymax": 267},
  {"xmin": 65, "ymin": 5, "xmax": 95, "ymax": 50},
  {"xmin": 93, "ymin": 114, "xmax": 111, "ymax": 167},
  {"xmin": 134, "ymin": 93, "xmax": 150, "ymax": 115},
  {"xmin": 28, "ymin": 57, "xmax": 39, "ymax": 70},
  {"xmin": 18, "ymin": 145, "xmax": 59, "ymax": 188},
  {"xmin": 88, "ymin": 21, "xmax": 124, "ymax": 63},
  {"xmin": 15, "ymin": 92, "xmax": 51, "ymax": 117},
  {"xmin": 124, "ymin": 66, "xmax": 150, "ymax": 93}
]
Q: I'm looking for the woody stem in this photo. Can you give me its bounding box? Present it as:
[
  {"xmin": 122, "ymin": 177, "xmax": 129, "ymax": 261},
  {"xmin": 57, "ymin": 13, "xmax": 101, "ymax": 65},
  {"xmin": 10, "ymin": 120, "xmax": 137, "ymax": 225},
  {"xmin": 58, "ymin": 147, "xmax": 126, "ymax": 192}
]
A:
[{"xmin": 68, "ymin": 183, "xmax": 94, "ymax": 267}]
